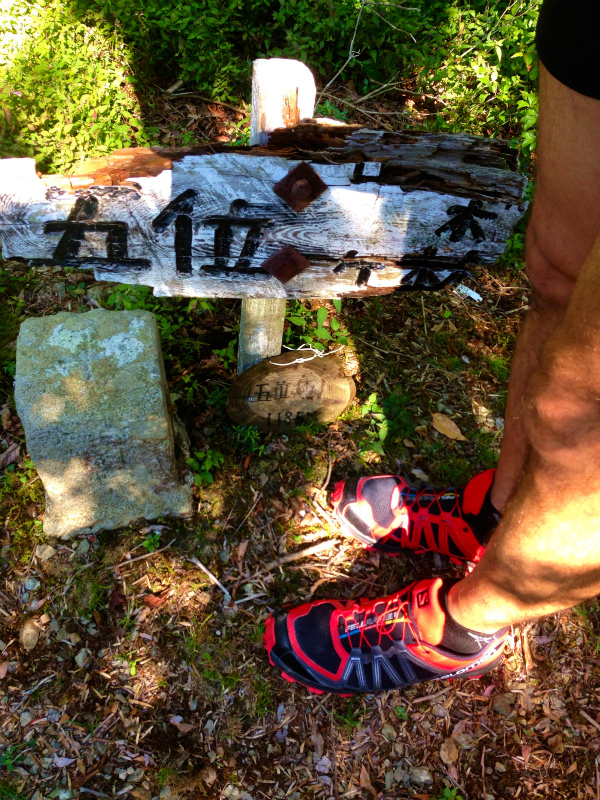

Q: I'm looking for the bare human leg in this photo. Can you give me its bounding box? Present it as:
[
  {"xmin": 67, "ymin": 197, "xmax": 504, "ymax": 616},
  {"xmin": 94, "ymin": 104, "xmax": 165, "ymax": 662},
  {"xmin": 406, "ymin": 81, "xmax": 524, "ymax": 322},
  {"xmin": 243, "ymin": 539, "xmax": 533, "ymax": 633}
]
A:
[
  {"xmin": 264, "ymin": 68, "xmax": 600, "ymax": 697},
  {"xmin": 490, "ymin": 64, "xmax": 600, "ymax": 512},
  {"xmin": 450, "ymin": 224, "xmax": 600, "ymax": 632}
]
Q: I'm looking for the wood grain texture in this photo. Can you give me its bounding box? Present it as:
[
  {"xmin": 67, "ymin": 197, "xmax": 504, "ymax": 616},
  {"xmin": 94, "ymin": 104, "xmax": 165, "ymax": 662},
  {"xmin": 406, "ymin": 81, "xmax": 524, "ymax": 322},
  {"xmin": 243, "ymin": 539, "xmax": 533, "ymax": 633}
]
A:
[
  {"xmin": 0, "ymin": 125, "xmax": 527, "ymax": 300},
  {"xmin": 227, "ymin": 350, "xmax": 355, "ymax": 431},
  {"xmin": 238, "ymin": 58, "xmax": 315, "ymax": 373}
]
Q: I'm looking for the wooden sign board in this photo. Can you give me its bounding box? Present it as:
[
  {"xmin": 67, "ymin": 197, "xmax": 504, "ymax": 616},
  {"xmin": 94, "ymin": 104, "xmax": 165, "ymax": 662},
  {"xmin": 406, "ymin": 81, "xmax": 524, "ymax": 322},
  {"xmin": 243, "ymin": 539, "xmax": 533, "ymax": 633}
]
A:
[
  {"xmin": 0, "ymin": 124, "xmax": 528, "ymax": 300},
  {"xmin": 226, "ymin": 350, "xmax": 356, "ymax": 430}
]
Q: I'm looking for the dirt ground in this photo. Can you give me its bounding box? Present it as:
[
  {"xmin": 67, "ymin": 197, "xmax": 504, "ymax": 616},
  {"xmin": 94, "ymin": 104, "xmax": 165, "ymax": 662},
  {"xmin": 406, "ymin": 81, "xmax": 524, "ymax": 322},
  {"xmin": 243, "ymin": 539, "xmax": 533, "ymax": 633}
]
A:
[{"xmin": 2, "ymin": 102, "xmax": 600, "ymax": 800}]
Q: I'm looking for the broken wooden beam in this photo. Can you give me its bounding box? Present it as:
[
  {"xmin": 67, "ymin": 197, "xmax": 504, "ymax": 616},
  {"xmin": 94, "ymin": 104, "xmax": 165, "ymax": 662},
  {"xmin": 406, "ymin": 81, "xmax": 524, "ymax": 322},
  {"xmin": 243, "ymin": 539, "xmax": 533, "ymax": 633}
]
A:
[{"xmin": 0, "ymin": 124, "xmax": 528, "ymax": 300}]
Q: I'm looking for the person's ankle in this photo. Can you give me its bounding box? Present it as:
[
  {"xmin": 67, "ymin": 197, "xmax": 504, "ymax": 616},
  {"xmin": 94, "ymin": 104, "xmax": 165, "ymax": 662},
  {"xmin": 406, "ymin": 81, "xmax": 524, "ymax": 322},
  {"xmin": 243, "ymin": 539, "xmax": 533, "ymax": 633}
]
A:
[
  {"xmin": 446, "ymin": 581, "xmax": 503, "ymax": 635},
  {"xmin": 489, "ymin": 482, "xmax": 508, "ymax": 515}
]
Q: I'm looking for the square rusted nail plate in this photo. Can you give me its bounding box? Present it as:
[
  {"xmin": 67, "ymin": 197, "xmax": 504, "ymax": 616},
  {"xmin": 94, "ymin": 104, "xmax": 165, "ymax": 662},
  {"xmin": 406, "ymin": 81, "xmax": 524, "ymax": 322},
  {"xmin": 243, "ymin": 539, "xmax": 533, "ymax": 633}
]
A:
[
  {"xmin": 272, "ymin": 161, "xmax": 328, "ymax": 212},
  {"xmin": 261, "ymin": 245, "xmax": 311, "ymax": 284}
]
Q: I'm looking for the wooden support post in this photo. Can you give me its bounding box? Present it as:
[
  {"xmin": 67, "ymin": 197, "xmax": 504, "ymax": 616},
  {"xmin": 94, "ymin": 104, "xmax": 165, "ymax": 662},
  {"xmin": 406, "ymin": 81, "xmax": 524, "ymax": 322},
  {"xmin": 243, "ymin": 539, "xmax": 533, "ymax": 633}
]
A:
[{"xmin": 237, "ymin": 58, "xmax": 316, "ymax": 374}]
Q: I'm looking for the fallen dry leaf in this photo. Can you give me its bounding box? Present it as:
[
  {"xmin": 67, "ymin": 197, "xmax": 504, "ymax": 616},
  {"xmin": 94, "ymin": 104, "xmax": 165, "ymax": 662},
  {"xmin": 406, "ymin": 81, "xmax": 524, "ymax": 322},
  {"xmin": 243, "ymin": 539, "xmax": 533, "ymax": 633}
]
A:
[
  {"xmin": 236, "ymin": 539, "xmax": 249, "ymax": 563},
  {"xmin": 440, "ymin": 737, "xmax": 459, "ymax": 764},
  {"xmin": 19, "ymin": 619, "xmax": 39, "ymax": 652},
  {"xmin": 200, "ymin": 352, "xmax": 220, "ymax": 370},
  {"xmin": 431, "ymin": 412, "xmax": 467, "ymax": 441},
  {"xmin": 53, "ymin": 755, "xmax": 76, "ymax": 768},
  {"xmin": 547, "ymin": 733, "xmax": 564, "ymax": 754},
  {"xmin": 411, "ymin": 468, "xmax": 430, "ymax": 482},
  {"xmin": 359, "ymin": 764, "xmax": 377, "ymax": 798},
  {"xmin": 0, "ymin": 661, "xmax": 8, "ymax": 679},
  {"xmin": 108, "ymin": 585, "xmax": 126, "ymax": 613},
  {"xmin": 0, "ymin": 442, "xmax": 19, "ymax": 469},
  {"xmin": 142, "ymin": 588, "xmax": 171, "ymax": 609},
  {"xmin": 170, "ymin": 716, "xmax": 194, "ymax": 734},
  {"xmin": 522, "ymin": 744, "xmax": 532, "ymax": 767}
]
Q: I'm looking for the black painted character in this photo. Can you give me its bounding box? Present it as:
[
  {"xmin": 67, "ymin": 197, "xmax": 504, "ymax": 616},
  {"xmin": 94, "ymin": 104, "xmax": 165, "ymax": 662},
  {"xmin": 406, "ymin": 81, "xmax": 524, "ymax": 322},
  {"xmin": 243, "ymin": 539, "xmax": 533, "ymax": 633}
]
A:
[
  {"xmin": 152, "ymin": 188, "xmax": 198, "ymax": 274},
  {"xmin": 201, "ymin": 199, "xmax": 274, "ymax": 277},
  {"xmin": 42, "ymin": 192, "xmax": 150, "ymax": 271},
  {"xmin": 153, "ymin": 193, "xmax": 274, "ymax": 277},
  {"xmin": 435, "ymin": 199, "xmax": 498, "ymax": 243}
]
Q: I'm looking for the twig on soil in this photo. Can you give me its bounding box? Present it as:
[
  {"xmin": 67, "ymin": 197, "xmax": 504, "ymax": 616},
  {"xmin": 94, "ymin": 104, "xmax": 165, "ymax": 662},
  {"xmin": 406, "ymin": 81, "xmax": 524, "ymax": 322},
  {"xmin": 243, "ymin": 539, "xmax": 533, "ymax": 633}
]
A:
[
  {"xmin": 61, "ymin": 538, "xmax": 177, "ymax": 596},
  {"xmin": 241, "ymin": 540, "xmax": 342, "ymax": 586},
  {"xmin": 410, "ymin": 685, "xmax": 452, "ymax": 704},
  {"xmin": 320, "ymin": 435, "xmax": 334, "ymax": 492},
  {"xmin": 14, "ymin": 674, "xmax": 54, "ymax": 709},
  {"xmin": 321, "ymin": 92, "xmax": 395, "ymax": 123},
  {"xmin": 187, "ymin": 555, "xmax": 231, "ymax": 599},
  {"xmin": 232, "ymin": 492, "xmax": 262, "ymax": 536},
  {"xmin": 581, "ymin": 709, "xmax": 600, "ymax": 732},
  {"xmin": 112, "ymin": 539, "xmax": 177, "ymax": 570}
]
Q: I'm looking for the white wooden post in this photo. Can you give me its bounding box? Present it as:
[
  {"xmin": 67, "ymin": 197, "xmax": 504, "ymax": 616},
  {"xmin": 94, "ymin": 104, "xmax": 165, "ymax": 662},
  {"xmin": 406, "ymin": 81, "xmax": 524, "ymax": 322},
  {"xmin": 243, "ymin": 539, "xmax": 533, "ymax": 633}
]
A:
[{"xmin": 237, "ymin": 58, "xmax": 317, "ymax": 374}]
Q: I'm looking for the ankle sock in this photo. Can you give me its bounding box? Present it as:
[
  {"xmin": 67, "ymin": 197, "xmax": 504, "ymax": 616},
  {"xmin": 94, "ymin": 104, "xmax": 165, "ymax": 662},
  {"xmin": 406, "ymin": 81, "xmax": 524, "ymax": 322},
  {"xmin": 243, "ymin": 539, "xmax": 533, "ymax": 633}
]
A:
[{"xmin": 438, "ymin": 582, "xmax": 502, "ymax": 655}]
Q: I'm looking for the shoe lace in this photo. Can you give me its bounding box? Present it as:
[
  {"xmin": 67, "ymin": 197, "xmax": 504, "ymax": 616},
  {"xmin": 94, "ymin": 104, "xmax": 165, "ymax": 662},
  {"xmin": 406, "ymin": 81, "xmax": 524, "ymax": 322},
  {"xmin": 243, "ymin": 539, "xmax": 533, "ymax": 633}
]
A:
[
  {"xmin": 396, "ymin": 485, "xmax": 462, "ymax": 553},
  {"xmin": 341, "ymin": 590, "xmax": 423, "ymax": 650}
]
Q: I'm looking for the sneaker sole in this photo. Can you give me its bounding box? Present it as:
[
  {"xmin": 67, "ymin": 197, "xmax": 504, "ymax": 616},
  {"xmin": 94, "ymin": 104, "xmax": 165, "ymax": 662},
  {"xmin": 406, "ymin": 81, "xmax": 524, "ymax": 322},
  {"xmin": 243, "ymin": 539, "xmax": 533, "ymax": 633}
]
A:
[{"xmin": 264, "ymin": 615, "xmax": 504, "ymax": 695}]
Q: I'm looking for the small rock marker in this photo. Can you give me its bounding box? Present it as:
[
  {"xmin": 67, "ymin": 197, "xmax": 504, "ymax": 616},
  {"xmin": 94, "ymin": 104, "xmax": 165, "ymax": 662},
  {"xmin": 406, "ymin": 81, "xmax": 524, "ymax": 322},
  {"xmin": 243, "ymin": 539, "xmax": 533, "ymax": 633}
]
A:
[{"xmin": 15, "ymin": 309, "xmax": 193, "ymax": 538}]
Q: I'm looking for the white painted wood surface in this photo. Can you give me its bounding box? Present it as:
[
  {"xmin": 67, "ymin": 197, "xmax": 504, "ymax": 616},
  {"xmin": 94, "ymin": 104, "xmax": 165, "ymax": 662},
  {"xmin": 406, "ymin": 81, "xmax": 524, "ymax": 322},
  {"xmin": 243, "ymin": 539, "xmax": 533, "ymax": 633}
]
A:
[
  {"xmin": 0, "ymin": 152, "xmax": 526, "ymax": 299},
  {"xmin": 250, "ymin": 59, "xmax": 316, "ymax": 147},
  {"xmin": 238, "ymin": 58, "xmax": 316, "ymax": 373}
]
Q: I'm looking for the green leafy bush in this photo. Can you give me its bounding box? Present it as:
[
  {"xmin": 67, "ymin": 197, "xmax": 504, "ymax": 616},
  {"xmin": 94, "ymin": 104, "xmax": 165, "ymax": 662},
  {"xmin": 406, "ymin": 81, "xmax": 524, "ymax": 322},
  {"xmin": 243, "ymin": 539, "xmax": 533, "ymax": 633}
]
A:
[
  {"xmin": 0, "ymin": 0, "xmax": 159, "ymax": 172},
  {"xmin": 74, "ymin": 0, "xmax": 539, "ymax": 157},
  {"xmin": 1, "ymin": 0, "xmax": 540, "ymax": 173}
]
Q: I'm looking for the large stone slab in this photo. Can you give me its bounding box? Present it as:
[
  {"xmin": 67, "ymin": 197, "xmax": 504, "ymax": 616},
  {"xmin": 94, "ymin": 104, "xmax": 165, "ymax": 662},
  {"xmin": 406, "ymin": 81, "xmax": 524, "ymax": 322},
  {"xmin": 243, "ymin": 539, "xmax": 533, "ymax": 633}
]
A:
[{"xmin": 15, "ymin": 309, "xmax": 193, "ymax": 538}]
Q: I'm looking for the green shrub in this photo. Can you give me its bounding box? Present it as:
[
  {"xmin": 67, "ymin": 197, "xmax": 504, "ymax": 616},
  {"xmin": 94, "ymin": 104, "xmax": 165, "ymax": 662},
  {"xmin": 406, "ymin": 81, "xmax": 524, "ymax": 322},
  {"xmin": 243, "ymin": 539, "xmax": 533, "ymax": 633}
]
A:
[
  {"xmin": 0, "ymin": 0, "xmax": 159, "ymax": 172},
  {"xmin": 1, "ymin": 0, "xmax": 540, "ymax": 172}
]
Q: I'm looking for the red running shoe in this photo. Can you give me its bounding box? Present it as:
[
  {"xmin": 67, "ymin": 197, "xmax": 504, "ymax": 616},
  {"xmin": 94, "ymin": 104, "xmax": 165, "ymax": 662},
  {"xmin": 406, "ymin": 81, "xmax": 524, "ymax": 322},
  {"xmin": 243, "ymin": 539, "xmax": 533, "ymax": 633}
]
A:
[
  {"xmin": 264, "ymin": 577, "xmax": 506, "ymax": 695},
  {"xmin": 330, "ymin": 469, "xmax": 498, "ymax": 564}
]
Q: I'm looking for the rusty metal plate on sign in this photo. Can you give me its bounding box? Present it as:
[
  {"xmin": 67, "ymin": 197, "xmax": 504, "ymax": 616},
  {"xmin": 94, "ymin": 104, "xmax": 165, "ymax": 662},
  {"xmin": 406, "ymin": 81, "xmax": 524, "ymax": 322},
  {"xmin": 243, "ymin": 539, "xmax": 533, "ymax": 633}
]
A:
[
  {"xmin": 226, "ymin": 350, "xmax": 356, "ymax": 431},
  {"xmin": 272, "ymin": 161, "xmax": 328, "ymax": 212},
  {"xmin": 261, "ymin": 244, "xmax": 311, "ymax": 284}
]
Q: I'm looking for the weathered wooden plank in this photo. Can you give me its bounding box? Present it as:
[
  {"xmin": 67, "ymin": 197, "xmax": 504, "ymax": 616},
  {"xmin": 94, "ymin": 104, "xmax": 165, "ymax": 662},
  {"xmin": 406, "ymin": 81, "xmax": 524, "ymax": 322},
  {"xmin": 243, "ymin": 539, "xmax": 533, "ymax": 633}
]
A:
[
  {"xmin": 0, "ymin": 126, "xmax": 527, "ymax": 299},
  {"xmin": 238, "ymin": 58, "xmax": 315, "ymax": 373}
]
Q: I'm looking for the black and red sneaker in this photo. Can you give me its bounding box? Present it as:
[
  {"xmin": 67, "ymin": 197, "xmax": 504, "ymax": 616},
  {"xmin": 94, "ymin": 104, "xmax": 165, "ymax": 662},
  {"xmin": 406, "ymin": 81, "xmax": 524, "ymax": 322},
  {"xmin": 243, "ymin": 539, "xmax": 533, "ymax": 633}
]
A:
[
  {"xmin": 331, "ymin": 469, "xmax": 499, "ymax": 564},
  {"xmin": 264, "ymin": 577, "xmax": 507, "ymax": 695}
]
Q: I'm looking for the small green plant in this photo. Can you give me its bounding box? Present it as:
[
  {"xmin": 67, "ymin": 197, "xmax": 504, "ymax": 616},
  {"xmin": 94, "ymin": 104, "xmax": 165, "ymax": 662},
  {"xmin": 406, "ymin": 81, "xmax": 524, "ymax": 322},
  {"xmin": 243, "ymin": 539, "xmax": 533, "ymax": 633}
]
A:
[
  {"xmin": 187, "ymin": 449, "xmax": 225, "ymax": 485},
  {"xmin": 213, "ymin": 339, "xmax": 237, "ymax": 370},
  {"xmin": 0, "ymin": 746, "xmax": 25, "ymax": 773},
  {"xmin": 395, "ymin": 705, "xmax": 409, "ymax": 721},
  {"xmin": 229, "ymin": 114, "xmax": 251, "ymax": 145},
  {"xmin": 157, "ymin": 767, "xmax": 178, "ymax": 789},
  {"xmin": 435, "ymin": 788, "xmax": 463, "ymax": 800},
  {"xmin": 252, "ymin": 676, "xmax": 274, "ymax": 716},
  {"xmin": 334, "ymin": 699, "xmax": 363, "ymax": 733},
  {"xmin": 358, "ymin": 390, "xmax": 415, "ymax": 455},
  {"xmin": 141, "ymin": 530, "xmax": 161, "ymax": 553},
  {"xmin": 436, "ymin": 789, "xmax": 460, "ymax": 800},
  {"xmin": 230, "ymin": 425, "xmax": 265, "ymax": 457},
  {"xmin": 573, "ymin": 603, "xmax": 600, "ymax": 652},
  {"xmin": 0, "ymin": 782, "xmax": 27, "ymax": 800},
  {"xmin": 285, "ymin": 300, "xmax": 347, "ymax": 351},
  {"xmin": 315, "ymin": 99, "xmax": 348, "ymax": 121},
  {"xmin": 202, "ymin": 382, "xmax": 229, "ymax": 413}
]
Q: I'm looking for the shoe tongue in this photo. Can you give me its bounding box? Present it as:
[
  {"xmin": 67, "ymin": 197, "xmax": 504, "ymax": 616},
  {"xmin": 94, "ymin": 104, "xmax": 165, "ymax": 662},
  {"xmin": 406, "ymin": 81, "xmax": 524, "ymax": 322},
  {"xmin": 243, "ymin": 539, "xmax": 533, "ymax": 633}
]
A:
[
  {"xmin": 461, "ymin": 469, "xmax": 496, "ymax": 516},
  {"xmin": 410, "ymin": 578, "xmax": 446, "ymax": 646}
]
